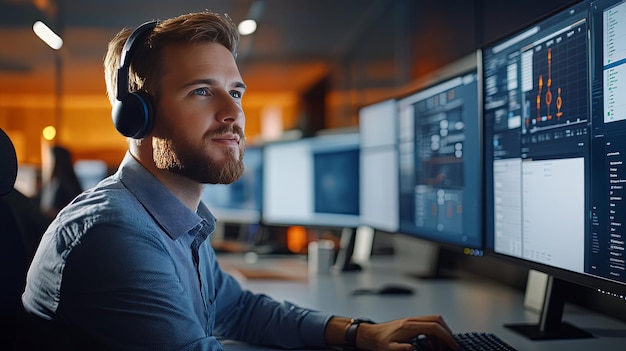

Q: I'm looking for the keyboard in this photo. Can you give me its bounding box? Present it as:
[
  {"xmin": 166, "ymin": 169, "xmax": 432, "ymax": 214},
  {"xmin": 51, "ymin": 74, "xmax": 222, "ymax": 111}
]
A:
[{"xmin": 412, "ymin": 332, "xmax": 517, "ymax": 351}]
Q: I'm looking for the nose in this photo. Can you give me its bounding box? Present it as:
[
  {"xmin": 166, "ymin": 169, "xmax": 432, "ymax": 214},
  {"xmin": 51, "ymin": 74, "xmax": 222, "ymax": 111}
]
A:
[{"xmin": 216, "ymin": 92, "xmax": 244, "ymax": 124}]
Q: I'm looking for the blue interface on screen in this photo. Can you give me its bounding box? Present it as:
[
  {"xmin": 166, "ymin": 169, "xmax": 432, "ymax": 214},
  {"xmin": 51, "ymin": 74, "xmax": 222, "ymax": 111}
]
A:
[{"xmin": 397, "ymin": 71, "xmax": 482, "ymax": 250}]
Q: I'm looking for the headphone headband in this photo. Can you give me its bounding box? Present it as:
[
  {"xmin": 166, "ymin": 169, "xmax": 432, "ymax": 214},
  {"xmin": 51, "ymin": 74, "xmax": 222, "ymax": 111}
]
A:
[{"xmin": 116, "ymin": 20, "xmax": 158, "ymax": 101}]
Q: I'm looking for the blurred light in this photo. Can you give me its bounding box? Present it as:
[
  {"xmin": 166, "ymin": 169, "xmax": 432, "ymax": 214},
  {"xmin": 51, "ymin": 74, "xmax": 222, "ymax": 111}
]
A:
[
  {"xmin": 42, "ymin": 126, "xmax": 56, "ymax": 141},
  {"xmin": 286, "ymin": 226, "xmax": 307, "ymax": 253},
  {"xmin": 33, "ymin": 20, "xmax": 63, "ymax": 50},
  {"xmin": 238, "ymin": 19, "xmax": 257, "ymax": 36}
]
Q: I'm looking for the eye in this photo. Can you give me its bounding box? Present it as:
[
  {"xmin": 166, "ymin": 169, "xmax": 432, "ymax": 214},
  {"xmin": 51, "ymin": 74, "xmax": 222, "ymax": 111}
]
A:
[
  {"xmin": 230, "ymin": 90, "xmax": 243, "ymax": 99},
  {"xmin": 191, "ymin": 87, "xmax": 211, "ymax": 96}
]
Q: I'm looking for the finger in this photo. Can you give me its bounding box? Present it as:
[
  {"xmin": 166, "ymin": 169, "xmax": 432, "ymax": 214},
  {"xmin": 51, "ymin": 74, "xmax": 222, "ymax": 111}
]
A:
[
  {"xmin": 387, "ymin": 341, "xmax": 414, "ymax": 351},
  {"xmin": 406, "ymin": 322, "xmax": 460, "ymax": 350},
  {"xmin": 405, "ymin": 315, "xmax": 454, "ymax": 334}
]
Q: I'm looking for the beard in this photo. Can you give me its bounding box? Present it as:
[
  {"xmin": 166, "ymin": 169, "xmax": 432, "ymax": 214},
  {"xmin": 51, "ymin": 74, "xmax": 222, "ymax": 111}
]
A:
[{"xmin": 152, "ymin": 125, "xmax": 246, "ymax": 184}]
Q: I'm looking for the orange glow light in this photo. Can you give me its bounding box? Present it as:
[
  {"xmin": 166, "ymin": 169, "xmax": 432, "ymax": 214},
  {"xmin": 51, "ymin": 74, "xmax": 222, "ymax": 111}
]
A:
[{"xmin": 42, "ymin": 125, "xmax": 56, "ymax": 141}]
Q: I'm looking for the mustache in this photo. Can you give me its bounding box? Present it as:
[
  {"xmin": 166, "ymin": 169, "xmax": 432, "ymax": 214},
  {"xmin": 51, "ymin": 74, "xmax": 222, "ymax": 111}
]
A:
[{"xmin": 205, "ymin": 125, "xmax": 245, "ymax": 141}]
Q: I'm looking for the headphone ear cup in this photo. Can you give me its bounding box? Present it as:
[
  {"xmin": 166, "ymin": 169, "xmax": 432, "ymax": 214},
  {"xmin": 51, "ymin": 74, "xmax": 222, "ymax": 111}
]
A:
[{"xmin": 112, "ymin": 91, "xmax": 154, "ymax": 139}]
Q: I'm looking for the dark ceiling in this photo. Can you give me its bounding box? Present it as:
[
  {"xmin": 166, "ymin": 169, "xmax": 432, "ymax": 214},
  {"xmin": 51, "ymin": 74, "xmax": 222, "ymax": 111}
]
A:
[
  {"xmin": 0, "ymin": 0, "xmax": 396, "ymax": 96},
  {"xmin": 0, "ymin": 0, "xmax": 578, "ymax": 101}
]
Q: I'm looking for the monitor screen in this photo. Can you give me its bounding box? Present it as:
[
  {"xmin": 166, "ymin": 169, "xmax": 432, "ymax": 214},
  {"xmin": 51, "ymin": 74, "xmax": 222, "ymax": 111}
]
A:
[
  {"xmin": 201, "ymin": 146, "xmax": 263, "ymax": 224},
  {"xmin": 396, "ymin": 70, "xmax": 482, "ymax": 250},
  {"xmin": 74, "ymin": 160, "xmax": 109, "ymax": 191},
  {"xmin": 483, "ymin": 0, "xmax": 626, "ymax": 296},
  {"xmin": 589, "ymin": 0, "xmax": 626, "ymax": 292},
  {"xmin": 359, "ymin": 99, "xmax": 399, "ymax": 233},
  {"xmin": 262, "ymin": 133, "xmax": 360, "ymax": 228}
]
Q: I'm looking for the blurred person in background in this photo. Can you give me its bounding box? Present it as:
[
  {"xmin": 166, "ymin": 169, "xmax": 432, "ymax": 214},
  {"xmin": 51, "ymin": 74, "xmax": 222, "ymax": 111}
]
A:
[{"xmin": 38, "ymin": 145, "xmax": 83, "ymax": 219}]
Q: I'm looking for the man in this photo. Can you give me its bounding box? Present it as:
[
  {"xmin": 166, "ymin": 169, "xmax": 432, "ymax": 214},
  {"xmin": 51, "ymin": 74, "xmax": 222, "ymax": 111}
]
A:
[{"xmin": 22, "ymin": 11, "xmax": 460, "ymax": 351}]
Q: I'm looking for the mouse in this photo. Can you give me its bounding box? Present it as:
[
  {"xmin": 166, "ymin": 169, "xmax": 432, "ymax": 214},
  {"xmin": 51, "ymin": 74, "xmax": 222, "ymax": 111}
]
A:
[
  {"xmin": 411, "ymin": 334, "xmax": 431, "ymax": 351},
  {"xmin": 377, "ymin": 284, "xmax": 415, "ymax": 295},
  {"xmin": 410, "ymin": 334, "xmax": 459, "ymax": 351}
]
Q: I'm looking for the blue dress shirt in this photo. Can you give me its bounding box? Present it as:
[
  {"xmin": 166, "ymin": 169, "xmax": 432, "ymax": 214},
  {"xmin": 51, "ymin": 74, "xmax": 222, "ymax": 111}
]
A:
[{"xmin": 23, "ymin": 152, "xmax": 331, "ymax": 350}]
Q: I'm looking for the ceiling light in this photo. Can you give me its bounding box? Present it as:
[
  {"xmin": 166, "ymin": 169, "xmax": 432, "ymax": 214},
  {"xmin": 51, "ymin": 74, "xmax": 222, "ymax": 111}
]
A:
[
  {"xmin": 33, "ymin": 20, "xmax": 63, "ymax": 50},
  {"xmin": 238, "ymin": 19, "xmax": 257, "ymax": 36}
]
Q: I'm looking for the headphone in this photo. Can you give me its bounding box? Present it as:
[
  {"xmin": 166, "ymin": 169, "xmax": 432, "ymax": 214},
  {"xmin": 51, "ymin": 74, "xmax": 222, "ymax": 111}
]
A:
[{"xmin": 112, "ymin": 20, "xmax": 158, "ymax": 139}]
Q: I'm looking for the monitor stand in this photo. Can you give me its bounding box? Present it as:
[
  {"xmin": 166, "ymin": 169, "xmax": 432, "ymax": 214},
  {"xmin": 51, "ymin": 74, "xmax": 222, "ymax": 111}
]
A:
[
  {"xmin": 333, "ymin": 227, "xmax": 363, "ymax": 272},
  {"xmin": 246, "ymin": 225, "xmax": 293, "ymax": 255},
  {"xmin": 504, "ymin": 275, "xmax": 594, "ymax": 340},
  {"xmin": 408, "ymin": 244, "xmax": 458, "ymax": 280}
]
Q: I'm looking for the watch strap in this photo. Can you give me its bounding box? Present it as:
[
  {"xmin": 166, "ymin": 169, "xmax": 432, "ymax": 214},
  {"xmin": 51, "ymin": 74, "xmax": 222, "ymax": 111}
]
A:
[{"xmin": 344, "ymin": 318, "xmax": 375, "ymax": 348}]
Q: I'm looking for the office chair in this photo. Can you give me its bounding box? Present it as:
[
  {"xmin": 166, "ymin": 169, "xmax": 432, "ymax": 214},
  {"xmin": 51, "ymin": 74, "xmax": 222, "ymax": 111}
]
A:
[
  {"xmin": 0, "ymin": 129, "xmax": 95, "ymax": 350},
  {"xmin": 0, "ymin": 132, "xmax": 100, "ymax": 351},
  {"xmin": 0, "ymin": 128, "xmax": 29, "ymax": 350}
]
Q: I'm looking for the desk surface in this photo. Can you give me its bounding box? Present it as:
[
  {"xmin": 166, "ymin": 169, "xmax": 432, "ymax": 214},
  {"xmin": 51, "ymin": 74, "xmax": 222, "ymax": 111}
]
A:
[{"xmin": 217, "ymin": 253, "xmax": 626, "ymax": 351}]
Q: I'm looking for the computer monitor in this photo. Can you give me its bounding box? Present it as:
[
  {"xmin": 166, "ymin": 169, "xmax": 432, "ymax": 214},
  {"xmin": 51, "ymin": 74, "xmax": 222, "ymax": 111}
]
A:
[
  {"xmin": 396, "ymin": 69, "xmax": 483, "ymax": 253},
  {"xmin": 483, "ymin": 0, "xmax": 626, "ymax": 340},
  {"xmin": 359, "ymin": 98, "xmax": 399, "ymax": 233},
  {"xmin": 73, "ymin": 160, "xmax": 109, "ymax": 190},
  {"xmin": 201, "ymin": 145, "xmax": 263, "ymax": 225},
  {"xmin": 262, "ymin": 133, "xmax": 360, "ymax": 229}
]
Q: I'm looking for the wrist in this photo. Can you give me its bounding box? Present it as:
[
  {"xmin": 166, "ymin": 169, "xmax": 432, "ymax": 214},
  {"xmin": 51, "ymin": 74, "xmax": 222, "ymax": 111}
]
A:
[{"xmin": 344, "ymin": 318, "xmax": 376, "ymax": 350}]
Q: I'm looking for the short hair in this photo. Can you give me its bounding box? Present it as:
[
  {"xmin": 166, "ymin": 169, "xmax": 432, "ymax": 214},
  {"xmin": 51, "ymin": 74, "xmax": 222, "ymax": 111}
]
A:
[{"xmin": 103, "ymin": 11, "xmax": 240, "ymax": 106}]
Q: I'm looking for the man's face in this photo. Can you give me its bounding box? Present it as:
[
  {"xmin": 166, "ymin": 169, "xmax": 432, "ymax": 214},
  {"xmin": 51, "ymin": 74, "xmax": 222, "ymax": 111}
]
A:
[{"xmin": 151, "ymin": 42, "xmax": 247, "ymax": 184}]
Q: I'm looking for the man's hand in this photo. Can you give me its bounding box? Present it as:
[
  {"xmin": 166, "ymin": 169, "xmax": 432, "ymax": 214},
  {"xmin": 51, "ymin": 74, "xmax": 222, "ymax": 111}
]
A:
[{"xmin": 356, "ymin": 315, "xmax": 460, "ymax": 351}]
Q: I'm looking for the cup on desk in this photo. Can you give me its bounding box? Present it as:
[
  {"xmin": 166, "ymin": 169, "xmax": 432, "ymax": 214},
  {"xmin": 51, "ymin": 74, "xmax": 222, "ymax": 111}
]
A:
[{"xmin": 308, "ymin": 240, "xmax": 335, "ymax": 275}]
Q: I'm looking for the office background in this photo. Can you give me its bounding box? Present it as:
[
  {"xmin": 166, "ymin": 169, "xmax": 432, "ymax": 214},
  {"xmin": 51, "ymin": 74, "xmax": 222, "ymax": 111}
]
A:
[{"xmin": 0, "ymin": 0, "xmax": 575, "ymax": 169}]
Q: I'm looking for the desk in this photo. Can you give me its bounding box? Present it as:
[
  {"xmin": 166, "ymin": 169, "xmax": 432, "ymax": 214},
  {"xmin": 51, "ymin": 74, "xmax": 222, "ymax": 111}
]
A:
[{"xmin": 217, "ymin": 254, "xmax": 626, "ymax": 351}]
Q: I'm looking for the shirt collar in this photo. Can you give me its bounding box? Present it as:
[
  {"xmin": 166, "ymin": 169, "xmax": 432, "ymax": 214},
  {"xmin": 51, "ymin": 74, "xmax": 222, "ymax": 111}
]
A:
[{"xmin": 117, "ymin": 152, "xmax": 216, "ymax": 241}]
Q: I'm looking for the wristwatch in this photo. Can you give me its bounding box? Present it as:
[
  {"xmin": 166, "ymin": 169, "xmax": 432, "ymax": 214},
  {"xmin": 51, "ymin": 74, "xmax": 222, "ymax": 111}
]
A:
[{"xmin": 344, "ymin": 318, "xmax": 376, "ymax": 349}]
